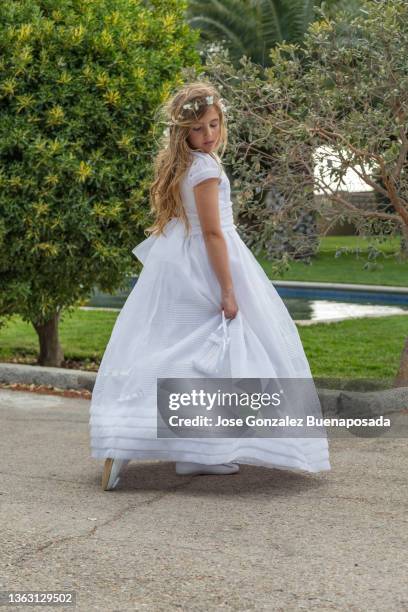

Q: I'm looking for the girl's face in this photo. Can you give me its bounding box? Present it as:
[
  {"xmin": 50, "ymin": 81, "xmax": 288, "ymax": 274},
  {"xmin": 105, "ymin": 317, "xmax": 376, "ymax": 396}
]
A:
[{"xmin": 187, "ymin": 105, "xmax": 220, "ymax": 153}]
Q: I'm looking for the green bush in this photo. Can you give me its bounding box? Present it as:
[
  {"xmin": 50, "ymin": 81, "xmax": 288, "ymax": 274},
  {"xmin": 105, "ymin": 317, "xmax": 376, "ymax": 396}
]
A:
[{"xmin": 0, "ymin": 0, "xmax": 200, "ymax": 364}]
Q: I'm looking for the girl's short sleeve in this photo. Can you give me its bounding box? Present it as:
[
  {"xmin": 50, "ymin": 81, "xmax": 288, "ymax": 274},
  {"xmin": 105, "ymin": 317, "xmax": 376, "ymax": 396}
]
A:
[{"xmin": 187, "ymin": 154, "xmax": 222, "ymax": 188}]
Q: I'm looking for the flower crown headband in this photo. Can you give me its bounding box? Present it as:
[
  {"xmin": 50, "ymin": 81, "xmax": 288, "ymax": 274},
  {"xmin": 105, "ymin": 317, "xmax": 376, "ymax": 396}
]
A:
[
  {"xmin": 179, "ymin": 95, "xmax": 227, "ymax": 116},
  {"xmin": 162, "ymin": 95, "xmax": 228, "ymax": 136},
  {"xmin": 165, "ymin": 95, "xmax": 227, "ymax": 126}
]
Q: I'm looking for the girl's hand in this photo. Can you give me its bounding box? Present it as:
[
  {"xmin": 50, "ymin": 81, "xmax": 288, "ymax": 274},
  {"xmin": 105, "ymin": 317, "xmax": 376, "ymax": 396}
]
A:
[{"xmin": 221, "ymin": 288, "xmax": 239, "ymax": 319}]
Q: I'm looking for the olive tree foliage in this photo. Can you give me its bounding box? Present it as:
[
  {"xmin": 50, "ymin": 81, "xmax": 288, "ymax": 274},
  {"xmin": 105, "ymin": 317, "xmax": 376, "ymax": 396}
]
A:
[
  {"xmin": 320, "ymin": 0, "xmax": 363, "ymax": 19},
  {"xmin": 0, "ymin": 0, "xmax": 200, "ymax": 366},
  {"xmin": 198, "ymin": 0, "xmax": 408, "ymax": 272},
  {"xmin": 185, "ymin": 1, "xmax": 366, "ymax": 261}
]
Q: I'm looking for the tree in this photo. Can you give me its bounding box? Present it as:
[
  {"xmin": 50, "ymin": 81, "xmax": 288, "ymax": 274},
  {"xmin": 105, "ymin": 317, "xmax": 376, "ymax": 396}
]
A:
[
  {"xmin": 0, "ymin": 0, "xmax": 200, "ymax": 366},
  {"xmin": 186, "ymin": 1, "xmax": 365, "ymax": 262},
  {"xmin": 199, "ymin": 0, "xmax": 408, "ymax": 263},
  {"xmin": 371, "ymin": 156, "xmax": 408, "ymax": 252},
  {"xmin": 196, "ymin": 0, "xmax": 408, "ymax": 380}
]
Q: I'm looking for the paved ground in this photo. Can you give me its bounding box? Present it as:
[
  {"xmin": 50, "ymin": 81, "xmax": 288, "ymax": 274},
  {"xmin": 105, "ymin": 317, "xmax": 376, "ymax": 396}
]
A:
[{"xmin": 0, "ymin": 388, "xmax": 407, "ymax": 612}]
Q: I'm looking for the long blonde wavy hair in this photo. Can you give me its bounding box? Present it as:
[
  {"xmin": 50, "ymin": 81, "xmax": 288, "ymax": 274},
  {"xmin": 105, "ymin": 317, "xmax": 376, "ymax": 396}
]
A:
[{"xmin": 145, "ymin": 81, "xmax": 228, "ymax": 237}]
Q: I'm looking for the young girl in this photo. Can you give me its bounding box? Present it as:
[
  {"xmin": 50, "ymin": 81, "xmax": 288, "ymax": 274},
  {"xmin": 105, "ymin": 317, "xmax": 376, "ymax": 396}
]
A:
[{"xmin": 89, "ymin": 81, "xmax": 331, "ymax": 490}]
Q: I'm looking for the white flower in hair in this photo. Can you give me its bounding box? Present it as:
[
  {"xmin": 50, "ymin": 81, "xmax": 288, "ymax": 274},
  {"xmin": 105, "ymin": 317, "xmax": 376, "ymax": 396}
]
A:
[
  {"xmin": 206, "ymin": 95, "xmax": 214, "ymax": 105},
  {"xmin": 219, "ymin": 98, "xmax": 227, "ymax": 113},
  {"xmin": 182, "ymin": 103, "xmax": 192, "ymax": 110}
]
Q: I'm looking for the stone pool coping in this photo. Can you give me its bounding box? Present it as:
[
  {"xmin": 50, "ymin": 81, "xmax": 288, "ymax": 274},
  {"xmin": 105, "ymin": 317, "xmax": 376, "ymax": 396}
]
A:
[{"xmin": 274, "ymin": 280, "xmax": 408, "ymax": 293}]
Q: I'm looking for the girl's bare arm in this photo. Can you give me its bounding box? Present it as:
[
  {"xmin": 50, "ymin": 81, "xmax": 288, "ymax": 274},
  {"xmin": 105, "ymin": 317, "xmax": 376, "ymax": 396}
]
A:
[{"xmin": 194, "ymin": 178, "xmax": 238, "ymax": 318}]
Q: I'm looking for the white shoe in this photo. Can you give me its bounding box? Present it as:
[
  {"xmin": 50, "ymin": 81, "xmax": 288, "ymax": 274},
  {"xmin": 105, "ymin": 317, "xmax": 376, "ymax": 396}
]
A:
[
  {"xmin": 175, "ymin": 461, "xmax": 240, "ymax": 476},
  {"xmin": 102, "ymin": 458, "xmax": 130, "ymax": 491}
]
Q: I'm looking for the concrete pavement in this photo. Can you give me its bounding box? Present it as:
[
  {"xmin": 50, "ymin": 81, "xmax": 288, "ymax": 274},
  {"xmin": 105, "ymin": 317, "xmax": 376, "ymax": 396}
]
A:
[{"xmin": 0, "ymin": 388, "xmax": 407, "ymax": 611}]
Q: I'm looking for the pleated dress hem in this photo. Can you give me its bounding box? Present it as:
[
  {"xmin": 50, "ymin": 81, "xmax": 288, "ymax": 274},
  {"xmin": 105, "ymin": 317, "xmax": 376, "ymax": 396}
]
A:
[{"xmin": 90, "ymin": 447, "xmax": 331, "ymax": 474}]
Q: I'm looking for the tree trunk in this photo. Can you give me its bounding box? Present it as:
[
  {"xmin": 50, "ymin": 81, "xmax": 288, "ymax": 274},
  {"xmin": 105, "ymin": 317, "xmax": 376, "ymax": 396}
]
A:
[
  {"xmin": 400, "ymin": 222, "xmax": 408, "ymax": 260},
  {"xmin": 33, "ymin": 310, "xmax": 64, "ymax": 367},
  {"xmin": 393, "ymin": 336, "xmax": 408, "ymax": 387}
]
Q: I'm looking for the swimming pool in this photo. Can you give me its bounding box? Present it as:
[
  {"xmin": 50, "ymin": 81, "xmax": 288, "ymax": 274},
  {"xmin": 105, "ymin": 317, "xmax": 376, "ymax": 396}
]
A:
[{"xmin": 85, "ymin": 278, "xmax": 408, "ymax": 323}]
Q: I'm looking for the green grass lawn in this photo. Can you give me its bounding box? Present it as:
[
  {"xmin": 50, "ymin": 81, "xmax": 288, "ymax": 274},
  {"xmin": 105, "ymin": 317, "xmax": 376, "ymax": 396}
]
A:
[
  {"xmin": 259, "ymin": 236, "xmax": 408, "ymax": 286},
  {"xmin": 1, "ymin": 308, "xmax": 406, "ymax": 385}
]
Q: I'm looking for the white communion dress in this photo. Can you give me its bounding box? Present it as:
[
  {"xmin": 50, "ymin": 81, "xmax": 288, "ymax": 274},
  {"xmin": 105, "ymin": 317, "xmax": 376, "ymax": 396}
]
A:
[{"xmin": 89, "ymin": 150, "xmax": 331, "ymax": 473}]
